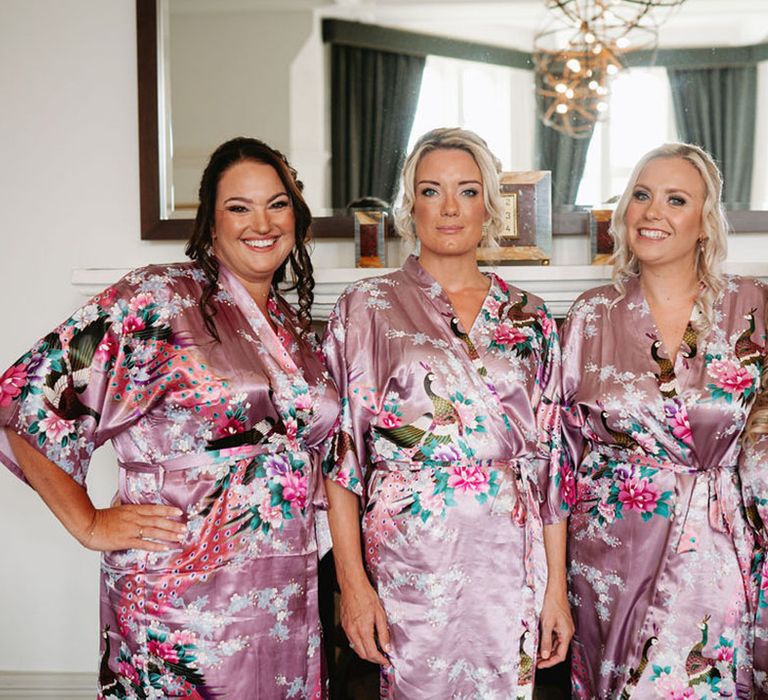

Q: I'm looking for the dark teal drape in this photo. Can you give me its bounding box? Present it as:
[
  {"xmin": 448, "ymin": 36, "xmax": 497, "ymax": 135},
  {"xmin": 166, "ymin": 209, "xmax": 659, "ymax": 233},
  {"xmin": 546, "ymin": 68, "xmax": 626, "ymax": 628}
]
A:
[
  {"xmin": 534, "ymin": 67, "xmax": 595, "ymax": 207},
  {"xmin": 535, "ymin": 119, "xmax": 595, "ymax": 207},
  {"xmin": 667, "ymin": 65, "xmax": 757, "ymax": 207},
  {"xmin": 331, "ymin": 44, "xmax": 425, "ymax": 209}
]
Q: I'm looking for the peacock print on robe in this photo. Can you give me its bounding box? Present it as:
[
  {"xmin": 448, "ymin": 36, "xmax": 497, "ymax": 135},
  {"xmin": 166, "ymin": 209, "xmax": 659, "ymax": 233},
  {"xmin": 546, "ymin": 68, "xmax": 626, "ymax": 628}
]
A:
[
  {"xmin": 0, "ymin": 261, "xmax": 339, "ymax": 699},
  {"xmin": 560, "ymin": 275, "xmax": 767, "ymax": 699},
  {"xmin": 323, "ymin": 255, "xmax": 571, "ymax": 699},
  {"xmin": 740, "ymin": 427, "xmax": 768, "ymax": 697}
]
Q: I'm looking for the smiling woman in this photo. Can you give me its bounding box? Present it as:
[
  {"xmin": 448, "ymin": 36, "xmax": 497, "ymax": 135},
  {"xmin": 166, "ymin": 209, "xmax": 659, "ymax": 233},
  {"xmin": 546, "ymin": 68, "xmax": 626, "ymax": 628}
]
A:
[
  {"xmin": 212, "ymin": 162, "xmax": 297, "ymax": 307},
  {"xmin": 0, "ymin": 136, "xmax": 340, "ymax": 699},
  {"xmin": 559, "ymin": 143, "xmax": 768, "ymax": 698}
]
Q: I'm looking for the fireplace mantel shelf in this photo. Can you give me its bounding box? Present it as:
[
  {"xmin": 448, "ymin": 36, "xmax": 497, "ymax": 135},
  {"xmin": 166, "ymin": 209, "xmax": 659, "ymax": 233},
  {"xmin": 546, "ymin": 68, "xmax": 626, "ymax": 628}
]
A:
[{"xmin": 73, "ymin": 263, "xmax": 768, "ymax": 319}]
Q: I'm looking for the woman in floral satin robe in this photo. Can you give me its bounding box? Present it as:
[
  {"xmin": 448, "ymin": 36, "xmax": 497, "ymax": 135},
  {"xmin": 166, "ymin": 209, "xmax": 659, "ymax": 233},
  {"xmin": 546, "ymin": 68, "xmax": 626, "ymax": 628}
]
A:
[
  {"xmin": 560, "ymin": 142, "xmax": 767, "ymax": 698},
  {"xmin": 0, "ymin": 138, "xmax": 338, "ymax": 698},
  {"xmin": 323, "ymin": 128, "xmax": 574, "ymax": 698},
  {"xmin": 741, "ymin": 307, "xmax": 768, "ymax": 697}
]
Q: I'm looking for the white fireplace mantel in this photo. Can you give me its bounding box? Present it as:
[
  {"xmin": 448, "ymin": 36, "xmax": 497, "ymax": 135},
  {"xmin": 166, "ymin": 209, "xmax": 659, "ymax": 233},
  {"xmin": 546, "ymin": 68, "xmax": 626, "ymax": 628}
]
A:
[{"xmin": 72, "ymin": 263, "xmax": 768, "ymax": 320}]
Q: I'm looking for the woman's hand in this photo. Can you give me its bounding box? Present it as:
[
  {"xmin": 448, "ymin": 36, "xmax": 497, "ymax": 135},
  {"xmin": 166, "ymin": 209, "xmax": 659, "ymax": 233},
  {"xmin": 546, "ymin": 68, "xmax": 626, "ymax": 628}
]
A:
[
  {"xmin": 537, "ymin": 587, "xmax": 574, "ymax": 669},
  {"xmin": 339, "ymin": 578, "xmax": 391, "ymax": 666},
  {"xmin": 6, "ymin": 429, "xmax": 187, "ymax": 553},
  {"xmin": 324, "ymin": 479, "xmax": 391, "ymax": 666},
  {"xmin": 81, "ymin": 504, "xmax": 186, "ymax": 552}
]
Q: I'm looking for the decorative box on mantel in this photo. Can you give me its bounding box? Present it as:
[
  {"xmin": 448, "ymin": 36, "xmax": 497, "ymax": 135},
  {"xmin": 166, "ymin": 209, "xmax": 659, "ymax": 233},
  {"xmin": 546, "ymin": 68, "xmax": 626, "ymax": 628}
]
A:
[{"xmin": 72, "ymin": 263, "xmax": 768, "ymax": 321}]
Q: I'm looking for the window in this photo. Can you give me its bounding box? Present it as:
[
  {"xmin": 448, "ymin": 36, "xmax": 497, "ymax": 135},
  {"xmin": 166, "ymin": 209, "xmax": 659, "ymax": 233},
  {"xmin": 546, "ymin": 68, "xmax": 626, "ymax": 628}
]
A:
[
  {"xmin": 408, "ymin": 55, "xmax": 535, "ymax": 171},
  {"xmin": 576, "ymin": 67, "xmax": 677, "ymax": 205}
]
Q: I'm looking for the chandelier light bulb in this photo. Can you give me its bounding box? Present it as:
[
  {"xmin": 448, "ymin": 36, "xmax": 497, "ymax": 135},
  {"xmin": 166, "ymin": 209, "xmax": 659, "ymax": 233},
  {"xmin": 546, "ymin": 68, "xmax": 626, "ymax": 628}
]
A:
[
  {"xmin": 584, "ymin": 31, "xmax": 596, "ymax": 44},
  {"xmin": 593, "ymin": 45, "xmax": 603, "ymax": 54},
  {"xmin": 566, "ymin": 58, "xmax": 581, "ymax": 72},
  {"xmin": 589, "ymin": 80, "xmax": 599, "ymax": 90},
  {"xmin": 566, "ymin": 88, "xmax": 575, "ymax": 98},
  {"xmin": 556, "ymin": 103, "xmax": 569, "ymax": 114},
  {"xmin": 606, "ymin": 63, "xmax": 619, "ymax": 75},
  {"xmin": 555, "ymin": 82, "xmax": 568, "ymax": 93}
]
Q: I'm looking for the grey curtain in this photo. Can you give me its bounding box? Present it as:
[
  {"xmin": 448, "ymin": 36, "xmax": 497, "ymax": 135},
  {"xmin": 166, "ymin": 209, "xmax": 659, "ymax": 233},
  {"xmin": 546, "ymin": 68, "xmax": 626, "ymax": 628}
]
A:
[
  {"xmin": 667, "ymin": 65, "xmax": 757, "ymax": 207},
  {"xmin": 331, "ymin": 44, "xmax": 425, "ymax": 209},
  {"xmin": 534, "ymin": 67, "xmax": 595, "ymax": 207},
  {"xmin": 535, "ymin": 118, "xmax": 595, "ymax": 207}
]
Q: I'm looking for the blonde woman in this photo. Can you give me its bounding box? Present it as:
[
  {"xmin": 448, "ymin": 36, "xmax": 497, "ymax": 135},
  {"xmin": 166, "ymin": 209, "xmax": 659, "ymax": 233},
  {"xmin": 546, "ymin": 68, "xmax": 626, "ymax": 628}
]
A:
[
  {"xmin": 322, "ymin": 128, "xmax": 573, "ymax": 697},
  {"xmin": 559, "ymin": 143, "xmax": 767, "ymax": 697}
]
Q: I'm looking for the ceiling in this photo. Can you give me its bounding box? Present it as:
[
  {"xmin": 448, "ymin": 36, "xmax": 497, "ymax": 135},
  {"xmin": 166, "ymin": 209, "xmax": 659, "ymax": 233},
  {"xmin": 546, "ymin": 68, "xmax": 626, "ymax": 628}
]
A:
[
  {"xmin": 323, "ymin": 0, "xmax": 768, "ymax": 49},
  {"xmin": 173, "ymin": 0, "xmax": 768, "ymax": 49}
]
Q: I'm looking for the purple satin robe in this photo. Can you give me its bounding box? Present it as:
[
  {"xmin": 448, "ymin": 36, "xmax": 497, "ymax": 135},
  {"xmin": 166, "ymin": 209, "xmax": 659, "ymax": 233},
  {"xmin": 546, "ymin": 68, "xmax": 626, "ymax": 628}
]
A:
[
  {"xmin": 741, "ymin": 431, "xmax": 768, "ymax": 698},
  {"xmin": 322, "ymin": 256, "xmax": 569, "ymax": 698},
  {"xmin": 561, "ymin": 275, "xmax": 767, "ymax": 699},
  {"xmin": 0, "ymin": 261, "xmax": 339, "ymax": 699}
]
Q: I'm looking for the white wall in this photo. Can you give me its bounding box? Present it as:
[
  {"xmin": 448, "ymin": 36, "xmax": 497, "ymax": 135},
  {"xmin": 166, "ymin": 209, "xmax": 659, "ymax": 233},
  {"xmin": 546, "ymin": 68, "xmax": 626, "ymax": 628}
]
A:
[
  {"xmin": 169, "ymin": 7, "xmax": 316, "ymax": 210},
  {"xmin": 0, "ymin": 0, "xmax": 184, "ymax": 673}
]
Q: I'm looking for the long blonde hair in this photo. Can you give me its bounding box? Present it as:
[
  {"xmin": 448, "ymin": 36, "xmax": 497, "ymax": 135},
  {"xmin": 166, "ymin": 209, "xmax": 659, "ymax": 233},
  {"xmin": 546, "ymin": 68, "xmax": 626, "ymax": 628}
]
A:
[
  {"xmin": 394, "ymin": 127, "xmax": 504, "ymax": 247},
  {"xmin": 610, "ymin": 143, "xmax": 728, "ymax": 336}
]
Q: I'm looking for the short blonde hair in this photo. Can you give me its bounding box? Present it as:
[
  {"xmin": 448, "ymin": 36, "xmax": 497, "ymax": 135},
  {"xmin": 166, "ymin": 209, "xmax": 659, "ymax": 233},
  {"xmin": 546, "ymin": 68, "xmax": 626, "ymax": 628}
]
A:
[
  {"xmin": 610, "ymin": 142, "xmax": 728, "ymax": 335},
  {"xmin": 394, "ymin": 127, "xmax": 503, "ymax": 247}
]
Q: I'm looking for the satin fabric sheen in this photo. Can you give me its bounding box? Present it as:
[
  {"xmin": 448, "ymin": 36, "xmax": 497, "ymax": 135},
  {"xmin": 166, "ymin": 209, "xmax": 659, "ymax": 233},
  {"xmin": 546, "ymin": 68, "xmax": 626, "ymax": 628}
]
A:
[
  {"xmin": 323, "ymin": 256, "xmax": 570, "ymax": 698},
  {"xmin": 0, "ymin": 261, "xmax": 339, "ymax": 699},
  {"xmin": 741, "ymin": 431, "xmax": 768, "ymax": 698},
  {"xmin": 561, "ymin": 275, "xmax": 767, "ymax": 699}
]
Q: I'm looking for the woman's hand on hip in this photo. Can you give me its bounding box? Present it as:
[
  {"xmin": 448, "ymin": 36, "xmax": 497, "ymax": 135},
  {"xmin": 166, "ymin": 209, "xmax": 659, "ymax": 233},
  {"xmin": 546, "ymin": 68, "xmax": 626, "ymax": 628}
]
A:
[
  {"xmin": 82, "ymin": 504, "xmax": 186, "ymax": 552},
  {"xmin": 340, "ymin": 579, "xmax": 391, "ymax": 666}
]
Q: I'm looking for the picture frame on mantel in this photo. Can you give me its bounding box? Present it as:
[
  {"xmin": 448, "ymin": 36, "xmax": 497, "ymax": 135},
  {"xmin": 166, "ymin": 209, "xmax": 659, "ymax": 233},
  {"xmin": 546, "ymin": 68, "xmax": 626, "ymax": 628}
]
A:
[
  {"xmin": 476, "ymin": 171, "xmax": 552, "ymax": 266},
  {"xmin": 590, "ymin": 207, "xmax": 615, "ymax": 265}
]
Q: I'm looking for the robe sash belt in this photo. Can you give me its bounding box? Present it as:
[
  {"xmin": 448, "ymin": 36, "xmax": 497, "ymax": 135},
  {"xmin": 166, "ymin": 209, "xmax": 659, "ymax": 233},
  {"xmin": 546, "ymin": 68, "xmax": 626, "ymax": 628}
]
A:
[
  {"xmin": 590, "ymin": 444, "xmax": 738, "ymax": 535},
  {"xmin": 118, "ymin": 443, "xmax": 326, "ymax": 509},
  {"xmin": 369, "ymin": 457, "xmax": 546, "ymax": 601}
]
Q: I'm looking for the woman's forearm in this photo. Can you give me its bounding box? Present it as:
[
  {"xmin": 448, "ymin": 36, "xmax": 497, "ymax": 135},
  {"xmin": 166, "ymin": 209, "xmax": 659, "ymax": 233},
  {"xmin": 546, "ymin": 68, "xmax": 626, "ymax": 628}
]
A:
[
  {"xmin": 5, "ymin": 428, "xmax": 187, "ymax": 551},
  {"xmin": 5, "ymin": 428, "xmax": 97, "ymax": 544},
  {"xmin": 324, "ymin": 477, "xmax": 368, "ymax": 590},
  {"xmin": 543, "ymin": 519, "xmax": 569, "ymax": 595}
]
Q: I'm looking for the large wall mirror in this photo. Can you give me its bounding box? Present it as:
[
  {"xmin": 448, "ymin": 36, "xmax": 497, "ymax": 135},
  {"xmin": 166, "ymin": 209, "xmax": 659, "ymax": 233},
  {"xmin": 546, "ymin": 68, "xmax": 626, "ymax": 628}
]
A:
[{"xmin": 136, "ymin": 0, "xmax": 768, "ymax": 240}]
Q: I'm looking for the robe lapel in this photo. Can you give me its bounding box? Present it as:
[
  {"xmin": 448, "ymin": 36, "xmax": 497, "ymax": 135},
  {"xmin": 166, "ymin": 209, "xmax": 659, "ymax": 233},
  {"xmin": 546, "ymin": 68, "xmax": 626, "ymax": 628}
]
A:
[{"xmin": 217, "ymin": 262, "xmax": 298, "ymax": 375}]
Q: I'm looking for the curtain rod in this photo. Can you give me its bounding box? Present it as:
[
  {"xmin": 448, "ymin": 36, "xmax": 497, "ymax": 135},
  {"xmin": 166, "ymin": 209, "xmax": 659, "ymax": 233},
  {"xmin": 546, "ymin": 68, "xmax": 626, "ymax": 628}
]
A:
[{"xmin": 322, "ymin": 18, "xmax": 768, "ymax": 70}]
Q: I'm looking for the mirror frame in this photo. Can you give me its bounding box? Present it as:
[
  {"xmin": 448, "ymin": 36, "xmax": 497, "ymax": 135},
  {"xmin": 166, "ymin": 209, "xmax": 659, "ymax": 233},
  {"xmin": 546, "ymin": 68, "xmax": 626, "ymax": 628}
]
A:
[{"xmin": 136, "ymin": 0, "xmax": 768, "ymax": 241}]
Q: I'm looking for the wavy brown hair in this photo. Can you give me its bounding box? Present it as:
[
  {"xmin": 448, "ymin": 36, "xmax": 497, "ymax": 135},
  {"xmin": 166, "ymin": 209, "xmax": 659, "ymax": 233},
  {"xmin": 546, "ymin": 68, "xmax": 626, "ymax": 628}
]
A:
[{"xmin": 185, "ymin": 137, "xmax": 314, "ymax": 340}]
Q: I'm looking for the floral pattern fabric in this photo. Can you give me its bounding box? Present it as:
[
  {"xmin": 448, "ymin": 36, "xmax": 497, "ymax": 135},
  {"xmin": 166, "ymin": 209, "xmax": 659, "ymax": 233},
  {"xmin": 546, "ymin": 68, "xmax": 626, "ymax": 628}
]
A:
[
  {"xmin": 0, "ymin": 261, "xmax": 339, "ymax": 699},
  {"xmin": 323, "ymin": 255, "xmax": 569, "ymax": 699},
  {"xmin": 560, "ymin": 275, "xmax": 767, "ymax": 699},
  {"xmin": 741, "ymin": 432, "xmax": 768, "ymax": 698}
]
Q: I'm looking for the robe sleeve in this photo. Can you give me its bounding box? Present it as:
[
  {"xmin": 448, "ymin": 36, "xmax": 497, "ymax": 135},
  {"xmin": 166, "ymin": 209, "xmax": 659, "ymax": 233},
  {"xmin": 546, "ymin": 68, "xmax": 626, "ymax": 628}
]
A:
[
  {"xmin": 0, "ymin": 277, "xmax": 167, "ymax": 486},
  {"xmin": 557, "ymin": 300, "xmax": 588, "ymax": 510},
  {"xmin": 534, "ymin": 304, "xmax": 574, "ymax": 524},
  {"xmin": 321, "ymin": 300, "xmax": 371, "ymax": 498}
]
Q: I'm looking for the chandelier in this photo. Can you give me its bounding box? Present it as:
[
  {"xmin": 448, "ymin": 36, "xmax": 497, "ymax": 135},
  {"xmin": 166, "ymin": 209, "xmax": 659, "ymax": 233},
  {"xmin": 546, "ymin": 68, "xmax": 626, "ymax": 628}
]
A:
[{"xmin": 534, "ymin": 0, "xmax": 687, "ymax": 138}]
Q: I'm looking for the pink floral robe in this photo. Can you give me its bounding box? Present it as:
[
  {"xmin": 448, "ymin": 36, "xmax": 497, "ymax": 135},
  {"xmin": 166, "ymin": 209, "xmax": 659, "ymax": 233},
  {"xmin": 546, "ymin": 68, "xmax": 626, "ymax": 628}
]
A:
[
  {"xmin": 560, "ymin": 275, "xmax": 767, "ymax": 699},
  {"xmin": 322, "ymin": 256, "xmax": 569, "ymax": 698},
  {"xmin": 741, "ymin": 431, "xmax": 768, "ymax": 698},
  {"xmin": 0, "ymin": 261, "xmax": 339, "ymax": 699}
]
